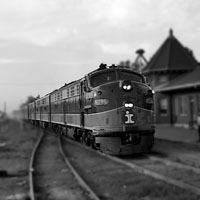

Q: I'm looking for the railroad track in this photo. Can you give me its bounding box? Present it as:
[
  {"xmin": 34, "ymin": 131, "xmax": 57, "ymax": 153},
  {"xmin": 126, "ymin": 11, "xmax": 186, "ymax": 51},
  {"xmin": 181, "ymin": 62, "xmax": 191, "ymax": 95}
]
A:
[
  {"xmin": 106, "ymin": 152, "xmax": 200, "ymax": 196},
  {"xmin": 29, "ymin": 128, "xmax": 44, "ymax": 200},
  {"xmin": 29, "ymin": 129, "xmax": 100, "ymax": 200},
  {"xmin": 114, "ymin": 154, "xmax": 200, "ymax": 195},
  {"xmin": 58, "ymin": 136, "xmax": 100, "ymax": 200},
  {"xmin": 61, "ymin": 136, "xmax": 200, "ymax": 200},
  {"xmin": 153, "ymin": 139, "xmax": 200, "ymax": 168},
  {"xmin": 147, "ymin": 154, "xmax": 200, "ymax": 174}
]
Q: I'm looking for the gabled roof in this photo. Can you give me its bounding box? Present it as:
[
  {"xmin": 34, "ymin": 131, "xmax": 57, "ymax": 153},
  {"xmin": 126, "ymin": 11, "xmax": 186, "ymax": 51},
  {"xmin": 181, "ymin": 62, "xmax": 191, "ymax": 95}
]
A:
[
  {"xmin": 143, "ymin": 29, "xmax": 198, "ymax": 74},
  {"xmin": 155, "ymin": 66, "xmax": 200, "ymax": 92}
]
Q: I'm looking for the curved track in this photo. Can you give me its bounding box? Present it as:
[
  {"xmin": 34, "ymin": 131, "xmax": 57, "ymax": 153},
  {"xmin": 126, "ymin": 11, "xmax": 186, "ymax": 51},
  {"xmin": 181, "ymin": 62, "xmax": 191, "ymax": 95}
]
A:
[
  {"xmin": 58, "ymin": 136, "xmax": 101, "ymax": 200},
  {"xmin": 29, "ymin": 128, "xmax": 44, "ymax": 200},
  {"xmin": 29, "ymin": 129, "xmax": 100, "ymax": 200},
  {"xmin": 28, "ymin": 127, "xmax": 200, "ymax": 199}
]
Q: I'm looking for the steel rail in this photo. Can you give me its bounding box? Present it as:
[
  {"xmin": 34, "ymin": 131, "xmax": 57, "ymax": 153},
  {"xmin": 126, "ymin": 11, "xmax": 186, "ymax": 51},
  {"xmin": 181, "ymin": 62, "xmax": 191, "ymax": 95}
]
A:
[
  {"xmin": 147, "ymin": 155, "xmax": 200, "ymax": 174},
  {"xmin": 65, "ymin": 137, "xmax": 200, "ymax": 196},
  {"xmin": 58, "ymin": 136, "xmax": 101, "ymax": 200},
  {"xmin": 104, "ymin": 153, "xmax": 200, "ymax": 196},
  {"xmin": 28, "ymin": 129, "xmax": 45, "ymax": 200}
]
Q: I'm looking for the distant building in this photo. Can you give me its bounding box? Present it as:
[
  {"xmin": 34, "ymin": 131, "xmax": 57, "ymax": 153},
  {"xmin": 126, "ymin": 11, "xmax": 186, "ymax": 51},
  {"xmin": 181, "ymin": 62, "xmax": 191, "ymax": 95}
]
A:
[{"xmin": 143, "ymin": 29, "xmax": 200, "ymax": 129}]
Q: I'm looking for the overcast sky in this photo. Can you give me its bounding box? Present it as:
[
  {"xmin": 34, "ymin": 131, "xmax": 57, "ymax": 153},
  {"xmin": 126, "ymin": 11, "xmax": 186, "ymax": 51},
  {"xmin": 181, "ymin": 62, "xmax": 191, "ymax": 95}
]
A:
[{"xmin": 1, "ymin": 0, "xmax": 200, "ymax": 113}]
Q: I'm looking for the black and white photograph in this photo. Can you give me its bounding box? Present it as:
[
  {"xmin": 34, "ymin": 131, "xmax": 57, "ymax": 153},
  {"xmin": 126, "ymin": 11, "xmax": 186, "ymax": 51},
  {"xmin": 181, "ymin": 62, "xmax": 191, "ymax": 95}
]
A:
[{"xmin": 0, "ymin": 0, "xmax": 200, "ymax": 199}]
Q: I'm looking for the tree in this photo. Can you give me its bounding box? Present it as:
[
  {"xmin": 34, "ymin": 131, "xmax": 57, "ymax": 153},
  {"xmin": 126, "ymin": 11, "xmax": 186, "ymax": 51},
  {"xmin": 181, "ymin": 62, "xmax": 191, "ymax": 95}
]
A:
[{"xmin": 20, "ymin": 95, "xmax": 38, "ymax": 108}]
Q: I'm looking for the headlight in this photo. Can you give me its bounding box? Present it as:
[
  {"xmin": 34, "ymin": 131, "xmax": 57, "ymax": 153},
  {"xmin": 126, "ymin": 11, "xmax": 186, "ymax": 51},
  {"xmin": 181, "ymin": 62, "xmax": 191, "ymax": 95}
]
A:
[
  {"xmin": 121, "ymin": 80, "xmax": 133, "ymax": 91},
  {"xmin": 124, "ymin": 101, "xmax": 134, "ymax": 109}
]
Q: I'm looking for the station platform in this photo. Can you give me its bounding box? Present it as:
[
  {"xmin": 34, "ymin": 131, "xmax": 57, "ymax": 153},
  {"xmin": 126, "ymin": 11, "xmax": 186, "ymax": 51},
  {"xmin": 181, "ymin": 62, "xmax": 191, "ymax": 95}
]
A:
[{"xmin": 155, "ymin": 124, "xmax": 200, "ymax": 143}]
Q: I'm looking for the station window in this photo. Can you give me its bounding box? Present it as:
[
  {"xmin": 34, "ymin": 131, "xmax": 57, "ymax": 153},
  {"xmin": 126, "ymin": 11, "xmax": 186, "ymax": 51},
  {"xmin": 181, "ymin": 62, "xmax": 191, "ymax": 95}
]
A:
[
  {"xmin": 197, "ymin": 94, "xmax": 200, "ymax": 114},
  {"xmin": 158, "ymin": 75, "xmax": 168, "ymax": 84},
  {"xmin": 178, "ymin": 95, "xmax": 188, "ymax": 116},
  {"xmin": 159, "ymin": 97, "xmax": 168, "ymax": 115}
]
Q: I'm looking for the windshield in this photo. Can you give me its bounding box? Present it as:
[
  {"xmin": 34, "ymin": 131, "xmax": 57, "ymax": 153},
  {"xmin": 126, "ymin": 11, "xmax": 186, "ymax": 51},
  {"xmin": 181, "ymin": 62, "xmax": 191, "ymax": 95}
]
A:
[
  {"xmin": 119, "ymin": 70, "xmax": 144, "ymax": 83},
  {"xmin": 90, "ymin": 71, "xmax": 117, "ymax": 87}
]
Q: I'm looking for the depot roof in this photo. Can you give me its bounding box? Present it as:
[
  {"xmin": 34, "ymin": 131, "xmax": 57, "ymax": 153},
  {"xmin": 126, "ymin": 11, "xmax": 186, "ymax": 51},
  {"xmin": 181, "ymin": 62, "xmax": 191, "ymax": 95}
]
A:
[
  {"xmin": 143, "ymin": 29, "xmax": 198, "ymax": 74},
  {"xmin": 155, "ymin": 66, "xmax": 200, "ymax": 92}
]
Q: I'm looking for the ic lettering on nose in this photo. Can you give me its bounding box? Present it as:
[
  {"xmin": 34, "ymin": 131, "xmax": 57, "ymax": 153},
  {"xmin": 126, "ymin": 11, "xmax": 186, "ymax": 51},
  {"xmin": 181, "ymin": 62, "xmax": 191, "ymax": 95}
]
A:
[{"xmin": 125, "ymin": 111, "xmax": 135, "ymax": 124}]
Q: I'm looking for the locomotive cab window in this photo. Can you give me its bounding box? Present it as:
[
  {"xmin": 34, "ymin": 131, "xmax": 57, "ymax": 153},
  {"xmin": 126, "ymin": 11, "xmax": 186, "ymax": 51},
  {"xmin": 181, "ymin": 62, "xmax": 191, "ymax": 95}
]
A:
[
  {"xmin": 120, "ymin": 71, "xmax": 144, "ymax": 83},
  {"xmin": 90, "ymin": 71, "xmax": 117, "ymax": 87}
]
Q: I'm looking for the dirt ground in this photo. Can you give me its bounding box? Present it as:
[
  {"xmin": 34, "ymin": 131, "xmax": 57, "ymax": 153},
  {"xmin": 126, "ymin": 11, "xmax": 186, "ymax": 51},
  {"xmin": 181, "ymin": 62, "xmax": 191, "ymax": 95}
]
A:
[
  {"xmin": 153, "ymin": 139, "xmax": 200, "ymax": 168},
  {"xmin": 1, "ymin": 119, "xmax": 200, "ymax": 200},
  {"xmin": 0, "ymin": 119, "xmax": 41, "ymax": 200}
]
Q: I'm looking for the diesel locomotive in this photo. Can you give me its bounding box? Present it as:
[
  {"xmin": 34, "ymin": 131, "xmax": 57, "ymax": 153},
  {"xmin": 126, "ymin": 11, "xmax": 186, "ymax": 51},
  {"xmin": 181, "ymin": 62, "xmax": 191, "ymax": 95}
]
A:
[{"xmin": 27, "ymin": 64, "xmax": 155, "ymax": 155}]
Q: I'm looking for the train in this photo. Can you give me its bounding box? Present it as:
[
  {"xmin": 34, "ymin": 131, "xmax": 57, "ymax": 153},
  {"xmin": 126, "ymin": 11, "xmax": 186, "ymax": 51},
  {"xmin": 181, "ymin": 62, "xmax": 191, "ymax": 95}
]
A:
[{"xmin": 24, "ymin": 64, "xmax": 155, "ymax": 155}]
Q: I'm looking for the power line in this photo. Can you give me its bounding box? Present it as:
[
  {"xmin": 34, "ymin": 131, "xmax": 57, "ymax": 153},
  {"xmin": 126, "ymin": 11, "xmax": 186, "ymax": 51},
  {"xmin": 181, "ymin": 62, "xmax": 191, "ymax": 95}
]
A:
[{"xmin": 0, "ymin": 82, "xmax": 64, "ymax": 86}]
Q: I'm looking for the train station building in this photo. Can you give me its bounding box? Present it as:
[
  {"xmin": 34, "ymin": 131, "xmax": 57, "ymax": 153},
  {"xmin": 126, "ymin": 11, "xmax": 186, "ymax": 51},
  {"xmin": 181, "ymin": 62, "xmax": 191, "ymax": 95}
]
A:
[{"xmin": 142, "ymin": 29, "xmax": 200, "ymax": 129}]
